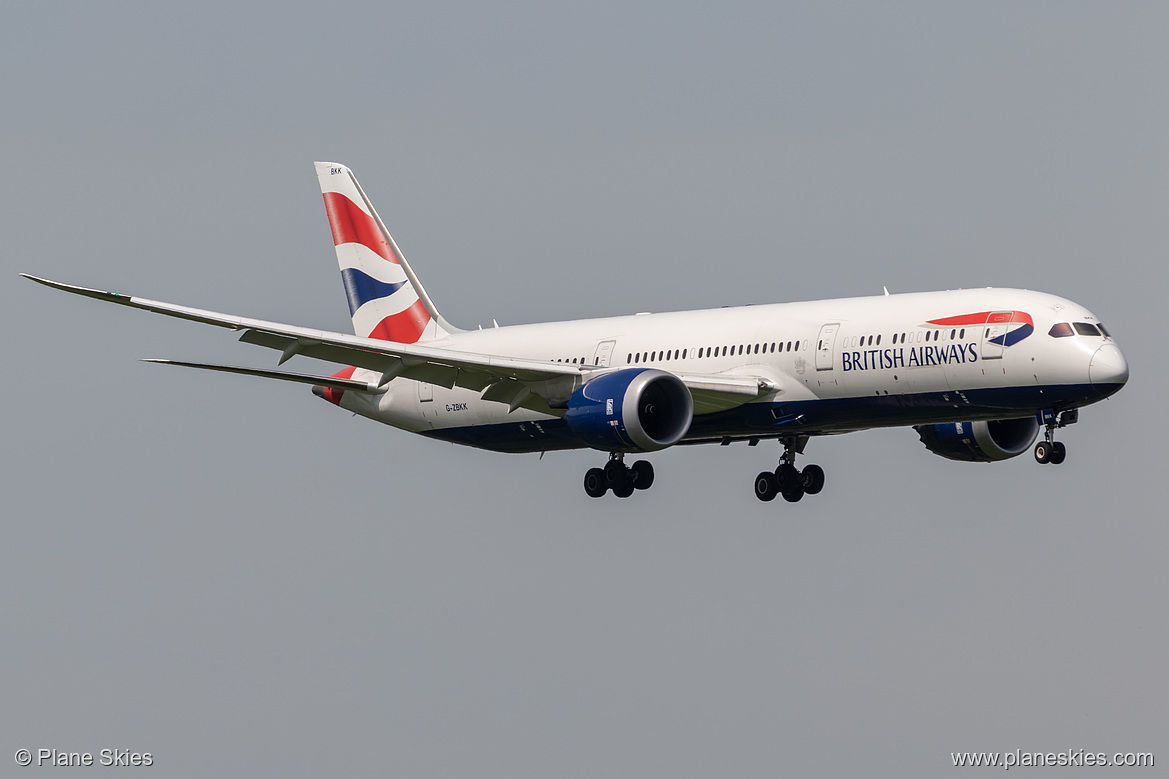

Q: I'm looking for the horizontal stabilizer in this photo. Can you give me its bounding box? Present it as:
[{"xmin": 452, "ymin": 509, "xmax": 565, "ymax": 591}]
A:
[{"xmin": 141, "ymin": 359, "xmax": 381, "ymax": 393}]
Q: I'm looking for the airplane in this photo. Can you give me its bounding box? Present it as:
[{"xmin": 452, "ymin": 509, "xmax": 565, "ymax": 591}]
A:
[{"xmin": 22, "ymin": 162, "xmax": 1129, "ymax": 502}]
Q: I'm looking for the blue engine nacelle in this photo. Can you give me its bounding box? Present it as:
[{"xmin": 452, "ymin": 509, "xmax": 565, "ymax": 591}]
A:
[
  {"xmin": 564, "ymin": 368, "xmax": 693, "ymax": 452},
  {"xmin": 914, "ymin": 417, "xmax": 1040, "ymax": 462}
]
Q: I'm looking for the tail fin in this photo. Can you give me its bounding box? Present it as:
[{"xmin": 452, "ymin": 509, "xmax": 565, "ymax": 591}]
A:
[{"xmin": 315, "ymin": 162, "xmax": 459, "ymax": 342}]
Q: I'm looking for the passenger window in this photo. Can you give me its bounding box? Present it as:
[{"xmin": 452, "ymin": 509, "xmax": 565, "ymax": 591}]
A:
[
  {"xmin": 959, "ymin": 328, "xmax": 965, "ymax": 339},
  {"xmin": 627, "ymin": 353, "xmax": 632, "ymax": 363},
  {"xmin": 950, "ymin": 329, "xmax": 956, "ymax": 340},
  {"xmin": 1074, "ymin": 322, "xmax": 1101, "ymax": 336},
  {"xmin": 682, "ymin": 349, "xmax": 687, "ymax": 359},
  {"xmin": 876, "ymin": 334, "xmax": 881, "ymax": 345}
]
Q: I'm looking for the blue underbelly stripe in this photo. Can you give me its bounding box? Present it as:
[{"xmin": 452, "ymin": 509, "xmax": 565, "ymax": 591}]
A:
[{"xmin": 416, "ymin": 382, "xmax": 1121, "ymax": 454}]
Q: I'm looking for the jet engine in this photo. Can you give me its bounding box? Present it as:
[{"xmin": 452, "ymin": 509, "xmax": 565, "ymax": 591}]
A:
[
  {"xmin": 914, "ymin": 417, "xmax": 1040, "ymax": 462},
  {"xmin": 565, "ymin": 368, "xmax": 693, "ymax": 452}
]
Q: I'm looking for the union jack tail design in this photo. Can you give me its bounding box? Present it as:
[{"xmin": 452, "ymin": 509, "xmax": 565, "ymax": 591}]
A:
[{"xmin": 315, "ymin": 162, "xmax": 458, "ymax": 343}]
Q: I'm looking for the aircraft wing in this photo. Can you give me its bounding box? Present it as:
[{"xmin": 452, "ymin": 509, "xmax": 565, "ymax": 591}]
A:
[
  {"xmin": 22, "ymin": 274, "xmax": 776, "ymax": 415},
  {"xmin": 22, "ymin": 274, "xmax": 587, "ymax": 413}
]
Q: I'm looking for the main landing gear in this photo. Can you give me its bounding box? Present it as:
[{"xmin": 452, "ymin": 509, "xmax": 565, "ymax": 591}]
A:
[
  {"xmin": 584, "ymin": 453, "xmax": 655, "ymax": 498},
  {"xmin": 754, "ymin": 438, "xmax": 825, "ymax": 503},
  {"xmin": 1034, "ymin": 408, "xmax": 1077, "ymax": 465}
]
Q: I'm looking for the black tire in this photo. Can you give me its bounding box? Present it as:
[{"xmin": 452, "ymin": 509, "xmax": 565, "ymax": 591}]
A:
[
  {"xmin": 781, "ymin": 484, "xmax": 805, "ymax": 503},
  {"xmin": 631, "ymin": 460, "xmax": 655, "ymax": 490},
  {"xmin": 612, "ymin": 481, "xmax": 635, "ymax": 498},
  {"xmin": 801, "ymin": 464, "xmax": 825, "ymax": 495},
  {"xmin": 584, "ymin": 468, "xmax": 608, "ymax": 498},
  {"xmin": 775, "ymin": 463, "xmax": 800, "ymax": 491},
  {"xmin": 1049, "ymin": 441, "xmax": 1067, "ymax": 465},
  {"xmin": 754, "ymin": 471, "xmax": 778, "ymax": 502},
  {"xmin": 604, "ymin": 460, "xmax": 629, "ymax": 488},
  {"xmin": 1034, "ymin": 441, "xmax": 1051, "ymax": 464}
]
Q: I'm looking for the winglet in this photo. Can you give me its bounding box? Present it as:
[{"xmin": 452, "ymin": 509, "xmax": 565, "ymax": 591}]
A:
[{"xmin": 20, "ymin": 273, "xmax": 133, "ymax": 304}]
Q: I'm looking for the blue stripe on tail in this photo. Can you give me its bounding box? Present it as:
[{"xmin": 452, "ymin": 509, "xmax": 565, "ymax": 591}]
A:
[{"xmin": 340, "ymin": 268, "xmax": 407, "ymax": 315}]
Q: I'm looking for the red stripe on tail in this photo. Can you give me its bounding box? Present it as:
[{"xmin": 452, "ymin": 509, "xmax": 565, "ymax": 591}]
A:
[
  {"xmin": 321, "ymin": 191, "xmax": 396, "ymax": 263},
  {"xmin": 367, "ymin": 299, "xmax": 431, "ymax": 343}
]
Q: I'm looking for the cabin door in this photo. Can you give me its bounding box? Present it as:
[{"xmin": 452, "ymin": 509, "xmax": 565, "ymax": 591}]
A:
[
  {"xmin": 981, "ymin": 311, "xmax": 1012, "ymax": 360},
  {"xmin": 816, "ymin": 323, "xmax": 839, "ymax": 371},
  {"xmin": 592, "ymin": 339, "xmax": 616, "ymax": 367}
]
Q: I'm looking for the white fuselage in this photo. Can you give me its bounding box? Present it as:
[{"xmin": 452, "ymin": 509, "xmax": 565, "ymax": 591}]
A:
[{"xmin": 335, "ymin": 287, "xmax": 1127, "ymax": 453}]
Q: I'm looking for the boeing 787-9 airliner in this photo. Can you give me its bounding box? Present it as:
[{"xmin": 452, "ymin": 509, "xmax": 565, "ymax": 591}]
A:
[{"xmin": 22, "ymin": 162, "xmax": 1129, "ymax": 502}]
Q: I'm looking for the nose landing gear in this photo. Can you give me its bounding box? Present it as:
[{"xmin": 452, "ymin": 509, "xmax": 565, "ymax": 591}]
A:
[
  {"xmin": 1034, "ymin": 408, "xmax": 1076, "ymax": 465},
  {"xmin": 583, "ymin": 453, "xmax": 655, "ymax": 498},
  {"xmin": 754, "ymin": 437, "xmax": 825, "ymax": 503}
]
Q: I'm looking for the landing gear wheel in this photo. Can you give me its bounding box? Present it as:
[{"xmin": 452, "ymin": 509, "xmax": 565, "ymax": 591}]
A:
[
  {"xmin": 612, "ymin": 481, "xmax": 635, "ymax": 498},
  {"xmin": 754, "ymin": 471, "xmax": 778, "ymax": 502},
  {"xmin": 604, "ymin": 459, "xmax": 628, "ymax": 488},
  {"xmin": 584, "ymin": 468, "xmax": 608, "ymax": 498},
  {"xmin": 1034, "ymin": 441, "xmax": 1052, "ymax": 464},
  {"xmin": 631, "ymin": 460, "xmax": 655, "ymax": 490},
  {"xmin": 801, "ymin": 464, "xmax": 825, "ymax": 495},
  {"xmin": 781, "ymin": 483, "xmax": 805, "ymax": 503},
  {"xmin": 775, "ymin": 463, "xmax": 800, "ymax": 492},
  {"xmin": 1049, "ymin": 441, "xmax": 1067, "ymax": 465}
]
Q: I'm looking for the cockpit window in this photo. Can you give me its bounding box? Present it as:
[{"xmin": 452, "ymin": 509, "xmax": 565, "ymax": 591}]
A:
[
  {"xmin": 1048, "ymin": 322, "xmax": 1074, "ymax": 338},
  {"xmin": 1074, "ymin": 322, "xmax": 1101, "ymax": 336},
  {"xmin": 1098, "ymin": 323, "xmax": 1112, "ymax": 337}
]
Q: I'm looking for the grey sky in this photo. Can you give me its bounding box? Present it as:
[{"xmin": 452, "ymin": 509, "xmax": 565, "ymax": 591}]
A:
[{"xmin": 3, "ymin": 3, "xmax": 1165, "ymax": 776}]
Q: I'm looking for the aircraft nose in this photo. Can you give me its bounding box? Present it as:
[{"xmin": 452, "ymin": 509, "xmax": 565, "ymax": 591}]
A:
[{"xmin": 1089, "ymin": 344, "xmax": 1129, "ymax": 387}]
